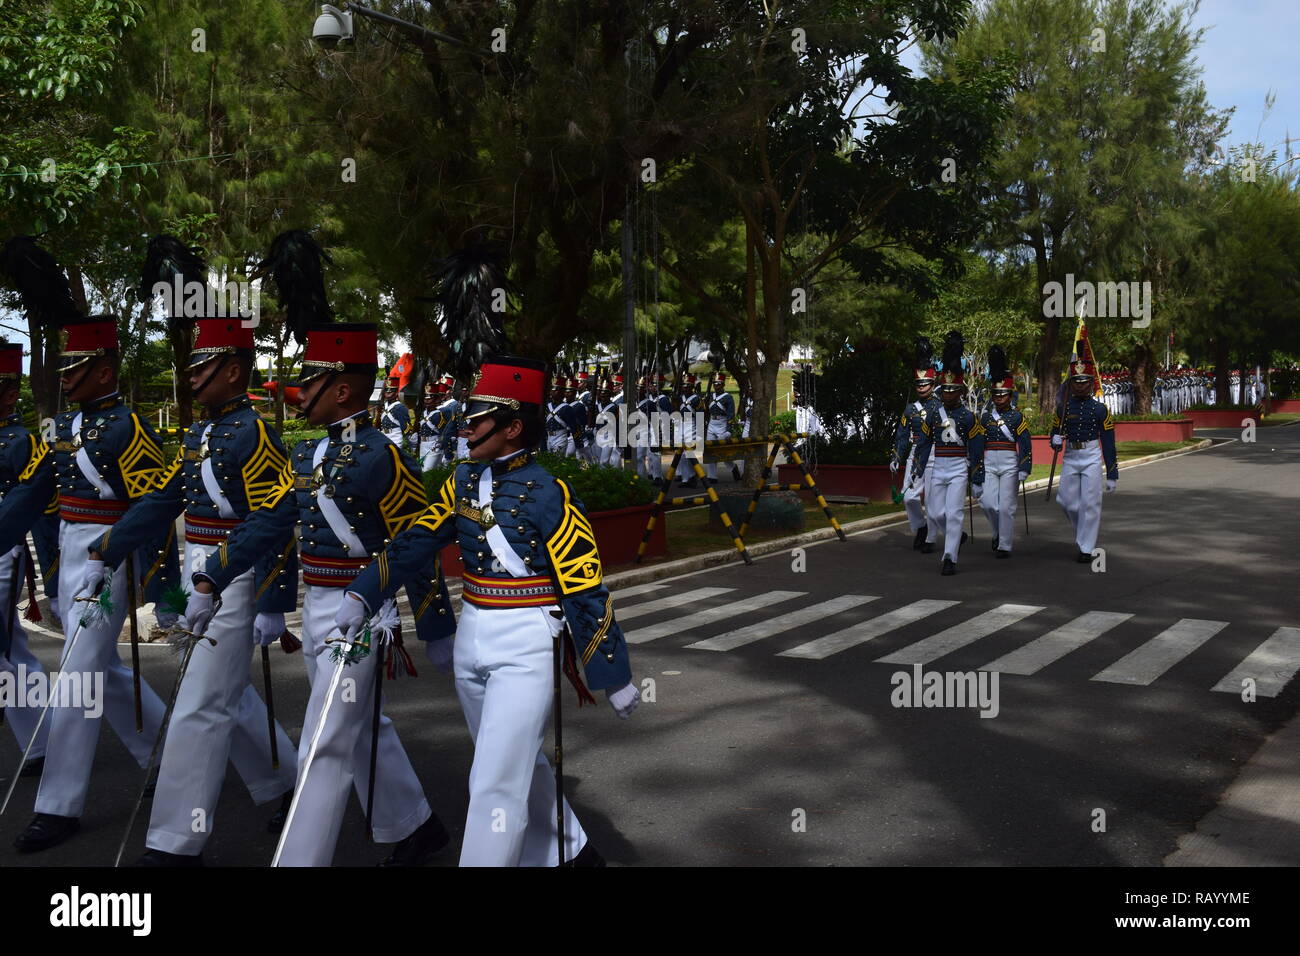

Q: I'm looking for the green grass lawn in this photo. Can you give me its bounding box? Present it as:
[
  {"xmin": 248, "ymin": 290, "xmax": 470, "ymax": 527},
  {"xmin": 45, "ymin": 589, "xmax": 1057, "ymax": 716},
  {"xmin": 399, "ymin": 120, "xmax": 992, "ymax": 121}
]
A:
[{"xmin": 1260, "ymin": 413, "xmax": 1300, "ymax": 427}]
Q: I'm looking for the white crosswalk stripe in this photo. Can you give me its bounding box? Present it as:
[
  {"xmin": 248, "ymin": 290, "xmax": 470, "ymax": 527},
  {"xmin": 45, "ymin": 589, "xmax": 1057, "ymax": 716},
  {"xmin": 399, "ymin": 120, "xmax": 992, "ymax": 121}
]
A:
[
  {"xmin": 1092, "ymin": 619, "xmax": 1228, "ymax": 686},
  {"xmin": 687, "ymin": 594, "xmax": 879, "ymax": 652},
  {"xmin": 615, "ymin": 587, "xmax": 735, "ymax": 623},
  {"xmin": 628, "ymin": 590, "xmax": 806, "ymax": 645},
  {"xmin": 979, "ymin": 611, "xmax": 1133, "ymax": 675},
  {"xmin": 778, "ymin": 600, "xmax": 959, "ymax": 661},
  {"xmin": 875, "ymin": 604, "xmax": 1045, "ymax": 666},
  {"xmin": 1211, "ymin": 627, "xmax": 1300, "ymax": 698}
]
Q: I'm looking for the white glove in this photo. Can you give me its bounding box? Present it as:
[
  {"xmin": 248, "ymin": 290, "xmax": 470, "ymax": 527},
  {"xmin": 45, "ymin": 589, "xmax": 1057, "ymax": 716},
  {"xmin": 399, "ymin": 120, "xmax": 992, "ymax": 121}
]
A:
[
  {"xmin": 1050, "ymin": 435, "xmax": 1063, "ymax": 449},
  {"xmin": 1105, "ymin": 478, "xmax": 1117, "ymax": 493},
  {"xmin": 253, "ymin": 612, "xmax": 285, "ymax": 647},
  {"xmin": 78, "ymin": 558, "xmax": 106, "ymax": 599},
  {"xmin": 424, "ymin": 636, "xmax": 454, "ymax": 674},
  {"xmin": 335, "ymin": 591, "xmax": 368, "ymax": 643},
  {"xmin": 889, "ymin": 459, "xmax": 899, "ymax": 474},
  {"xmin": 606, "ymin": 681, "xmax": 640, "ymax": 719},
  {"xmin": 971, "ymin": 484, "xmax": 983, "ymax": 501},
  {"xmin": 182, "ymin": 590, "xmax": 215, "ymax": 636},
  {"xmin": 154, "ymin": 610, "xmax": 180, "ymax": 631},
  {"xmin": 1019, "ymin": 469, "xmax": 1031, "ymax": 482}
]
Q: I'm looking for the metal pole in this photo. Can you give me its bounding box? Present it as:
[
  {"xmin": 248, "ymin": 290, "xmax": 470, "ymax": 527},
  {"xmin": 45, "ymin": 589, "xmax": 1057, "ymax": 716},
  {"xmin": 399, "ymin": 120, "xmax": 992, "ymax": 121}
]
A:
[{"xmin": 622, "ymin": 189, "xmax": 637, "ymax": 470}]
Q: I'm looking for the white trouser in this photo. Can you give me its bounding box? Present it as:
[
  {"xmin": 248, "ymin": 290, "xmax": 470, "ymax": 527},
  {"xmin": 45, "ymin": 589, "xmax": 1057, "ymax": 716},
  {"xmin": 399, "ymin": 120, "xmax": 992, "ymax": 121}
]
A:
[
  {"xmin": 928, "ymin": 456, "xmax": 969, "ymax": 563},
  {"xmin": 1, "ymin": 546, "xmax": 49, "ymax": 760},
  {"xmin": 455, "ymin": 602, "xmax": 586, "ymax": 866},
  {"xmin": 901, "ymin": 447, "xmax": 932, "ymax": 533},
  {"xmin": 145, "ymin": 541, "xmax": 297, "ymax": 855},
  {"xmin": 419, "ymin": 443, "xmax": 444, "ymax": 473},
  {"xmin": 276, "ymin": 585, "xmax": 431, "ymax": 866},
  {"xmin": 676, "ymin": 419, "xmax": 699, "ymax": 481},
  {"xmin": 705, "ymin": 418, "xmax": 730, "ymax": 479},
  {"xmin": 1057, "ymin": 443, "xmax": 1103, "ymax": 555},
  {"xmin": 547, "ymin": 431, "xmax": 572, "ymax": 457},
  {"xmin": 35, "ymin": 521, "xmax": 167, "ymax": 817},
  {"xmin": 979, "ymin": 450, "xmax": 1020, "ymax": 552},
  {"xmin": 635, "ymin": 444, "xmax": 662, "ymax": 479},
  {"xmin": 382, "ymin": 427, "xmax": 405, "ymax": 448}
]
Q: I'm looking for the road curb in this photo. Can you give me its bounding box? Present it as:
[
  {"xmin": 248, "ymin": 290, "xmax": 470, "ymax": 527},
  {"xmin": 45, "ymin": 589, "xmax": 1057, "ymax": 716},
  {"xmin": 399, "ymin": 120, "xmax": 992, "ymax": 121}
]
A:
[{"xmin": 605, "ymin": 438, "xmax": 1216, "ymax": 592}]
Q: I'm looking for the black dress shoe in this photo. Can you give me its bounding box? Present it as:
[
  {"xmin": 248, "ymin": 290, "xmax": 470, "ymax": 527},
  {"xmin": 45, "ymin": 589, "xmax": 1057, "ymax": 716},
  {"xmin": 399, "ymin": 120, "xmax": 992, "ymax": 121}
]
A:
[
  {"xmin": 378, "ymin": 813, "xmax": 449, "ymax": 866},
  {"xmin": 995, "ymin": 549, "xmax": 1010, "ymax": 559},
  {"xmin": 20, "ymin": 755, "xmax": 45, "ymax": 777},
  {"xmin": 132, "ymin": 848, "xmax": 203, "ymax": 867},
  {"xmin": 562, "ymin": 841, "xmax": 607, "ymax": 867},
  {"xmin": 913, "ymin": 528, "xmax": 927, "ymax": 550},
  {"xmin": 731, "ymin": 465, "xmax": 743, "ymax": 482},
  {"xmin": 941, "ymin": 558, "xmax": 956, "ymax": 576},
  {"xmin": 991, "ymin": 536, "xmax": 998, "ymax": 552},
  {"xmin": 960, "ymin": 532, "xmax": 968, "ymax": 545},
  {"xmin": 14, "ymin": 813, "xmax": 79, "ymax": 853},
  {"xmin": 681, "ymin": 478, "xmax": 697, "ymax": 489},
  {"xmin": 920, "ymin": 542, "xmax": 936, "ymax": 554},
  {"xmin": 267, "ymin": 792, "xmax": 293, "ymax": 834},
  {"xmin": 1077, "ymin": 551, "xmax": 1093, "ymax": 563}
]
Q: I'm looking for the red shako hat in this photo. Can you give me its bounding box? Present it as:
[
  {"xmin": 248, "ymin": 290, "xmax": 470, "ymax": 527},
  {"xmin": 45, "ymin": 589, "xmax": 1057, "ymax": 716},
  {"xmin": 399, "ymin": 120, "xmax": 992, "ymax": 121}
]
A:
[
  {"xmin": 59, "ymin": 314, "xmax": 119, "ymax": 372},
  {"xmin": 188, "ymin": 317, "xmax": 255, "ymax": 369},
  {"xmin": 464, "ymin": 356, "xmax": 547, "ymax": 422},
  {"xmin": 1069, "ymin": 359, "xmax": 1096, "ymax": 381},
  {"xmin": 0, "ymin": 342, "xmax": 22, "ymax": 382},
  {"xmin": 295, "ymin": 323, "xmax": 378, "ymax": 386}
]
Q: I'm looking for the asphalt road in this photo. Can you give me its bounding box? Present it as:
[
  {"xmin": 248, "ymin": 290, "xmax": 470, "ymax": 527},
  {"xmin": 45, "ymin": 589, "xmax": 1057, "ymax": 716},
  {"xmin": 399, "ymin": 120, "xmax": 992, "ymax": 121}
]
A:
[{"xmin": 2, "ymin": 425, "xmax": 1297, "ymax": 866}]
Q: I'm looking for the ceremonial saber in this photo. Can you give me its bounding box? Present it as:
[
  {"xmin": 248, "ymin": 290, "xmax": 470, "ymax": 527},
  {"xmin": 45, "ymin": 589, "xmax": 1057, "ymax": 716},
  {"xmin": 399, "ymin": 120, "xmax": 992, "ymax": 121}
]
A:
[
  {"xmin": 125, "ymin": 558, "xmax": 143, "ymax": 732},
  {"xmin": 114, "ymin": 621, "xmax": 218, "ymax": 867},
  {"xmin": 272, "ymin": 623, "xmax": 366, "ymax": 867},
  {"xmin": 261, "ymin": 647, "xmax": 279, "ymax": 770},
  {"xmin": 553, "ymin": 624, "xmax": 566, "ymax": 867},
  {"xmin": 1, "ymin": 591, "xmax": 99, "ymax": 816},
  {"xmin": 1022, "ymin": 478, "xmax": 1029, "ymax": 533},
  {"xmin": 364, "ymin": 631, "xmax": 385, "ymax": 841}
]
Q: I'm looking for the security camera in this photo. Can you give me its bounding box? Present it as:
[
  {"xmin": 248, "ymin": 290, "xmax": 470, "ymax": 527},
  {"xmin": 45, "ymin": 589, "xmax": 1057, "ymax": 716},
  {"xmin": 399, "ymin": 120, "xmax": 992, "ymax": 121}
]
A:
[{"xmin": 312, "ymin": 4, "xmax": 354, "ymax": 49}]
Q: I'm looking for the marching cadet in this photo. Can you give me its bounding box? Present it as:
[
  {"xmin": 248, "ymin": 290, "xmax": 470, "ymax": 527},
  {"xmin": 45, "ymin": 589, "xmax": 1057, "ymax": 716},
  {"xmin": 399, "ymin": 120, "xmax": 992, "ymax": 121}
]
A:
[
  {"xmin": 340, "ymin": 355, "xmax": 639, "ymax": 866},
  {"xmin": 0, "ymin": 341, "xmax": 55, "ymax": 777},
  {"xmin": 969, "ymin": 347, "xmax": 1032, "ymax": 559},
  {"xmin": 633, "ymin": 375, "xmax": 665, "ymax": 484},
  {"xmin": 89, "ymin": 315, "xmax": 299, "ymax": 865},
  {"xmin": 562, "ymin": 378, "xmax": 590, "ymax": 461},
  {"xmin": 545, "ymin": 375, "xmax": 573, "ymax": 456},
  {"xmin": 596, "ymin": 374, "xmax": 624, "ymax": 467},
  {"xmin": 1050, "ymin": 359, "xmax": 1118, "ymax": 563},
  {"xmin": 912, "ymin": 332, "xmax": 977, "ymax": 576},
  {"xmin": 437, "ymin": 376, "xmax": 468, "ymax": 464},
  {"xmin": 189, "ymin": 318, "xmax": 453, "ymax": 866},
  {"xmin": 415, "ymin": 382, "xmax": 444, "ymax": 470},
  {"xmin": 3, "ymin": 311, "xmax": 179, "ymax": 853},
  {"xmin": 676, "ymin": 374, "xmax": 702, "ymax": 487},
  {"xmin": 379, "ymin": 377, "xmax": 412, "ymax": 448},
  {"xmin": 891, "ymin": 338, "xmax": 942, "ymax": 551},
  {"xmin": 704, "ymin": 373, "xmax": 736, "ymax": 485}
]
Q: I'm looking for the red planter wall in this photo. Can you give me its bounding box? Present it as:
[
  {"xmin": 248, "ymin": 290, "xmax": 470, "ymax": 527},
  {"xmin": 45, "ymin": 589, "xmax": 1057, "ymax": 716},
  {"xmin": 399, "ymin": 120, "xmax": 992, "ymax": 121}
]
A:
[
  {"xmin": 1113, "ymin": 420, "xmax": 1194, "ymax": 442},
  {"xmin": 1267, "ymin": 399, "xmax": 1300, "ymax": 413},
  {"xmin": 777, "ymin": 463, "xmax": 895, "ymax": 501},
  {"xmin": 1187, "ymin": 409, "xmax": 1259, "ymax": 429},
  {"xmin": 438, "ymin": 502, "xmax": 667, "ymax": 578}
]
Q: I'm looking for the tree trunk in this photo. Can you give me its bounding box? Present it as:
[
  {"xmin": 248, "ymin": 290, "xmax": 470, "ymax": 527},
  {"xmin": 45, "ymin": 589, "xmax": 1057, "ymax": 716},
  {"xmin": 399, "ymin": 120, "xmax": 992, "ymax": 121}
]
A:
[
  {"xmin": 1213, "ymin": 336, "xmax": 1229, "ymax": 405},
  {"xmin": 169, "ymin": 324, "xmax": 193, "ymax": 427},
  {"xmin": 1129, "ymin": 343, "xmax": 1156, "ymax": 415}
]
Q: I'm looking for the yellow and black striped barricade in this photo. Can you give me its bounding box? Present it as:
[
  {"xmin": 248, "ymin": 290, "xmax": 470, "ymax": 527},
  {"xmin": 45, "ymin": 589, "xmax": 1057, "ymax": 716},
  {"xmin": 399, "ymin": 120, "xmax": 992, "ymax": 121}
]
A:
[{"xmin": 634, "ymin": 432, "xmax": 846, "ymax": 565}]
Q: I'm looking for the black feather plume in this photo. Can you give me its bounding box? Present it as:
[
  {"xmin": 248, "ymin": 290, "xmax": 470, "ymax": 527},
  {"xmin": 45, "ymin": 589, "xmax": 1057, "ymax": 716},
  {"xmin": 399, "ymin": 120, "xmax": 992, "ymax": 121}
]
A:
[
  {"xmin": 941, "ymin": 331, "xmax": 964, "ymax": 375},
  {"xmin": 0, "ymin": 236, "xmax": 79, "ymax": 329},
  {"xmin": 913, "ymin": 336, "xmax": 934, "ymax": 371},
  {"xmin": 138, "ymin": 234, "xmax": 209, "ymax": 333},
  {"xmin": 987, "ymin": 345, "xmax": 1008, "ymax": 383},
  {"xmin": 431, "ymin": 243, "xmax": 511, "ymax": 380},
  {"xmin": 253, "ymin": 230, "xmax": 333, "ymax": 346}
]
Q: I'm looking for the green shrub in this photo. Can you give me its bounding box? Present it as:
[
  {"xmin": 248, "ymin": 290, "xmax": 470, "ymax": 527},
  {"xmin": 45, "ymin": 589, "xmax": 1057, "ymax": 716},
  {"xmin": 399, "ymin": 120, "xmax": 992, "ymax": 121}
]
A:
[
  {"xmin": 770, "ymin": 410, "xmax": 797, "ymax": 434},
  {"xmin": 420, "ymin": 450, "xmax": 653, "ymax": 513}
]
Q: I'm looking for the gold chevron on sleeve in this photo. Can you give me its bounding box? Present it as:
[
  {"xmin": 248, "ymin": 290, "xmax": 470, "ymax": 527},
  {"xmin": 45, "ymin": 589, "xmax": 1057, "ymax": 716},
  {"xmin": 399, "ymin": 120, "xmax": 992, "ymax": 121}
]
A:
[
  {"xmin": 155, "ymin": 446, "xmax": 184, "ymax": 492},
  {"xmin": 546, "ymin": 479, "xmax": 602, "ymax": 595},
  {"xmin": 582, "ymin": 593, "xmax": 614, "ymax": 665},
  {"xmin": 242, "ymin": 420, "xmax": 289, "ymax": 509},
  {"xmin": 19, "ymin": 434, "xmax": 48, "ymax": 482},
  {"xmin": 121, "ymin": 418, "xmax": 166, "ymax": 499},
  {"xmin": 259, "ymin": 459, "xmax": 296, "ymax": 511},
  {"xmin": 380, "ymin": 445, "xmax": 430, "ymax": 538},
  {"xmin": 414, "ymin": 474, "xmax": 456, "ymax": 533}
]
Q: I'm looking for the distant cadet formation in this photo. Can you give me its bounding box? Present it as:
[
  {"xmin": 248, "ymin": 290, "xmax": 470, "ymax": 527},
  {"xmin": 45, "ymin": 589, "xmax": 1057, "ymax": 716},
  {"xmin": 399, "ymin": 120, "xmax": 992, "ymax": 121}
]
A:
[
  {"xmin": 0, "ymin": 234, "xmax": 635, "ymax": 868},
  {"xmin": 384, "ymin": 364, "xmax": 756, "ymax": 490},
  {"xmin": 892, "ymin": 332, "xmax": 1118, "ymax": 575}
]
